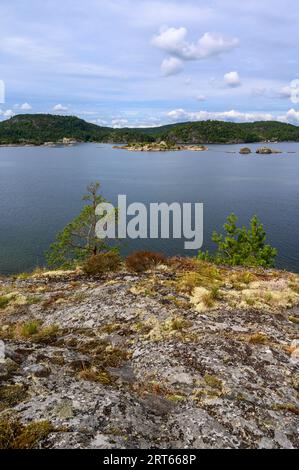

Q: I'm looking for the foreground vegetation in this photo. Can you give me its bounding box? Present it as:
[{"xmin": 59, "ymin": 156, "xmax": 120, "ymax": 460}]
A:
[{"xmin": 1, "ymin": 114, "xmax": 299, "ymax": 145}]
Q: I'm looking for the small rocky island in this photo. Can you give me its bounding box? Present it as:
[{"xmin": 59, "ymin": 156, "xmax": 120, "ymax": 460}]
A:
[
  {"xmin": 114, "ymin": 141, "xmax": 208, "ymax": 152},
  {"xmin": 256, "ymin": 147, "xmax": 282, "ymax": 154},
  {"xmin": 239, "ymin": 147, "xmax": 282, "ymax": 155}
]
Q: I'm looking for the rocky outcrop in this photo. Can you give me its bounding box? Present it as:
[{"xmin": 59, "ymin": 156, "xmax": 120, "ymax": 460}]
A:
[
  {"xmin": 114, "ymin": 142, "xmax": 208, "ymax": 152},
  {"xmin": 256, "ymin": 147, "xmax": 282, "ymax": 154},
  {"xmin": 0, "ymin": 263, "xmax": 298, "ymax": 449},
  {"xmin": 239, "ymin": 147, "xmax": 251, "ymax": 154}
]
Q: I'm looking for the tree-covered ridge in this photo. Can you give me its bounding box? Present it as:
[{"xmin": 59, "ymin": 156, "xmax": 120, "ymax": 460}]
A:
[
  {"xmin": 1, "ymin": 114, "xmax": 299, "ymax": 144},
  {"xmin": 140, "ymin": 120, "xmax": 299, "ymax": 144}
]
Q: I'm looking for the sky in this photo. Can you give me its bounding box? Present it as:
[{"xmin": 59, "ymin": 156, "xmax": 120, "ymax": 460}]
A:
[{"xmin": 0, "ymin": 0, "xmax": 299, "ymax": 127}]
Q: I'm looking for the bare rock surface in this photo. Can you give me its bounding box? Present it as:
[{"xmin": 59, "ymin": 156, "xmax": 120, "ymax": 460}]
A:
[{"xmin": 0, "ymin": 264, "xmax": 298, "ymax": 448}]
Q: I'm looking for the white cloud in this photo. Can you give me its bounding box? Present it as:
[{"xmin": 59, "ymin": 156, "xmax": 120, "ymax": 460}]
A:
[
  {"xmin": 20, "ymin": 102, "xmax": 32, "ymax": 110},
  {"xmin": 0, "ymin": 109, "xmax": 15, "ymax": 118},
  {"xmin": 166, "ymin": 108, "xmax": 274, "ymax": 123},
  {"xmin": 277, "ymin": 80, "xmax": 299, "ymax": 103},
  {"xmin": 161, "ymin": 57, "xmax": 183, "ymax": 76},
  {"xmin": 152, "ymin": 27, "xmax": 239, "ymax": 61},
  {"xmin": 111, "ymin": 118, "xmax": 129, "ymax": 128},
  {"xmin": 278, "ymin": 108, "xmax": 299, "ymax": 124},
  {"xmin": 166, "ymin": 107, "xmax": 299, "ymax": 124},
  {"xmin": 224, "ymin": 71, "xmax": 241, "ymax": 87},
  {"xmin": 53, "ymin": 104, "xmax": 69, "ymax": 112}
]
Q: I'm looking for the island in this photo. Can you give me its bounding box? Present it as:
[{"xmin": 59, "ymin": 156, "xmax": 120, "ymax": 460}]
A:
[
  {"xmin": 239, "ymin": 147, "xmax": 283, "ymax": 155},
  {"xmin": 256, "ymin": 147, "xmax": 282, "ymax": 154},
  {"xmin": 113, "ymin": 141, "xmax": 208, "ymax": 152}
]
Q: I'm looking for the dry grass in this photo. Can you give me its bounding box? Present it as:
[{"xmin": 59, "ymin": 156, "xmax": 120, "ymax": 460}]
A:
[
  {"xmin": 0, "ymin": 415, "xmax": 53, "ymax": 449},
  {"xmin": 77, "ymin": 367, "xmax": 115, "ymax": 385},
  {"xmin": 126, "ymin": 251, "xmax": 166, "ymax": 273},
  {"xmin": 248, "ymin": 332, "xmax": 269, "ymax": 344}
]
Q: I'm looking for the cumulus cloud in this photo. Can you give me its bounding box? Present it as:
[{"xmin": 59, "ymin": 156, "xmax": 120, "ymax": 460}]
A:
[
  {"xmin": 0, "ymin": 109, "xmax": 15, "ymax": 118},
  {"xmin": 224, "ymin": 71, "xmax": 241, "ymax": 87},
  {"xmin": 166, "ymin": 108, "xmax": 274, "ymax": 123},
  {"xmin": 278, "ymin": 108, "xmax": 299, "ymax": 124},
  {"xmin": 111, "ymin": 118, "xmax": 129, "ymax": 128},
  {"xmin": 20, "ymin": 102, "xmax": 32, "ymax": 110},
  {"xmin": 166, "ymin": 107, "xmax": 299, "ymax": 124},
  {"xmin": 161, "ymin": 57, "xmax": 183, "ymax": 76},
  {"xmin": 152, "ymin": 27, "xmax": 239, "ymax": 61},
  {"xmin": 196, "ymin": 94, "xmax": 207, "ymax": 102},
  {"xmin": 276, "ymin": 81, "xmax": 299, "ymax": 103},
  {"xmin": 53, "ymin": 104, "xmax": 69, "ymax": 112}
]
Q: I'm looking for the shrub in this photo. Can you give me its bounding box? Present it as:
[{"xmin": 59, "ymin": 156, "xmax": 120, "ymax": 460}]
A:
[
  {"xmin": 83, "ymin": 252, "xmax": 121, "ymax": 276},
  {"xmin": 198, "ymin": 213, "xmax": 277, "ymax": 268},
  {"xmin": 126, "ymin": 251, "xmax": 166, "ymax": 272}
]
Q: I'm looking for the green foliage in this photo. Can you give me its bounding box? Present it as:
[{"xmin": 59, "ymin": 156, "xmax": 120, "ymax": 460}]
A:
[
  {"xmin": 198, "ymin": 213, "xmax": 277, "ymax": 268},
  {"xmin": 1, "ymin": 114, "xmax": 299, "ymax": 145},
  {"xmin": 46, "ymin": 182, "xmax": 115, "ymax": 268},
  {"xmin": 83, "ymin": 252, "xmax": 121, "ymax": 276}
]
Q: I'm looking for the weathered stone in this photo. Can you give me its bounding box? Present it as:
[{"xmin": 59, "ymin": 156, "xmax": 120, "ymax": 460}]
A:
[
  {"xmin": 0, "ymin": 266, "xmax": 298, "ymax": 448},
  {"xmin": 24, "ymin": 364, "xmax": 51, "ymax": 377}
]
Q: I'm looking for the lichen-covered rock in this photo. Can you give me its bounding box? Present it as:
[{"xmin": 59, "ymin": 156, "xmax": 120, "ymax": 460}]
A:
[{"xmin": 0, "ymin": 264, "xmax": 298, "ymax": 449}]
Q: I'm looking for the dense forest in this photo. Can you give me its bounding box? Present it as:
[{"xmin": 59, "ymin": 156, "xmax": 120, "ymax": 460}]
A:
[{"xmin": 1, "ymin": 113, "xmax": 299, "ymax": 145}]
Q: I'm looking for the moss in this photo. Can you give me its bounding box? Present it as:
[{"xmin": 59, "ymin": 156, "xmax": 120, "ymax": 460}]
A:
[
  {"xmin": 210, "ymin": 286, "xmax": 223, "ymax": 300},
  {"xmin": 230, "ymin": 271, "xmax": 256, "ymax": 287},
  {"xmin": 105, "ymin": 426, "xmax": 124, "ymax": 437},
  {"xmin": 18, "ymin": 321, "xmax": 39, "ymax": 337},
  {"xmin": 140, "ymin": 315, "xmax": 194, "ymax": 342},
  {"xmin": 0, "ymin": 415, "xmax": 53, "ymax": 449},
  {"xmin": 289, "ymin": 282, "xmax": 299, "ymax": 294},
  {"xmin": 273, "ymin": 403, "xmax": 299, "ymax": 416},
  {"xmin": 0, "ymin": 295, "xmax": 11, "ymax": 309},
  {"xmin": 165, "ymin": 296, "xmax": 191, "ymax": 310},
  {"xmin": 12, "ymin": 322, "xmax": 59, "ymax": 343},
  {"xmin": 202, "ymin": 293, "xmax": 215, "ymax": 308},
  {"xmin": 77, "ymin": 367, "xmax": 115, "ymax": 385},
  {"xmin": 16, "ymin": 272, "xmax": 31, "ymax": 280},
  {"xmin": 164, "ymin": 315, "xmax": 192, "ymax": 331},
  {"xmin": 204, "ymin": 374, "xmax": 223, "ymax": 390},
  {"xmin": 26, "ymin": 296, "xmax": 42, "ymax": 305},
  {"xmin": 100, "ymin": 323, "xmax": 122, "ymax": 334},
  {"xmin": 263, "ymin": 292, "xmax": 273, "ymax": 303},
  {"xmin": 248, "ymin": 332, "xmax": 269, "ymax": 344},
  {"xmin": 166, "ymin": 394, "xmax": 186, "ymax": 403},
  {"xmin": 33, "ymin": 324, "xmax": 59, "ymax": 343},
  {"xmin": 245, "ymin": 296, "xmax": 255, "ymax": 306},
  {"xmin": 174, "ymin": 261, "xmax": 224, "ymax": 294},
  {"xmin": 0, "ymin": 384, "xmax": 28, "ymax": 411}
]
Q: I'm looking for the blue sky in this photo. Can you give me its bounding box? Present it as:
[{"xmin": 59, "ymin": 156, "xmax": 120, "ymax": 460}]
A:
[{"xmin": 0, "ymin": 0, "xmax": 299, "ymax": 127}]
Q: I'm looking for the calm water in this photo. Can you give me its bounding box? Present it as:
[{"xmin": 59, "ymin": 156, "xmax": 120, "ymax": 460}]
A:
[{"xmin": 0, "ymin": 143, "xmax": 298, "ymax": 274}]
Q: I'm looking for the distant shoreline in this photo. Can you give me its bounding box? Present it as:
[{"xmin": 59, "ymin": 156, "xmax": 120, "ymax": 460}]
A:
[{"xmin": 0, "ymin": 141, "xmax": 298, "ymax": 149}]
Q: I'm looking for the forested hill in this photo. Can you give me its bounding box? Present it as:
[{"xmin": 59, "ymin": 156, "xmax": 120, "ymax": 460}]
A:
[{"xmin": 1, "ymin": 113, "xmax": 299, "ymax": 144}]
